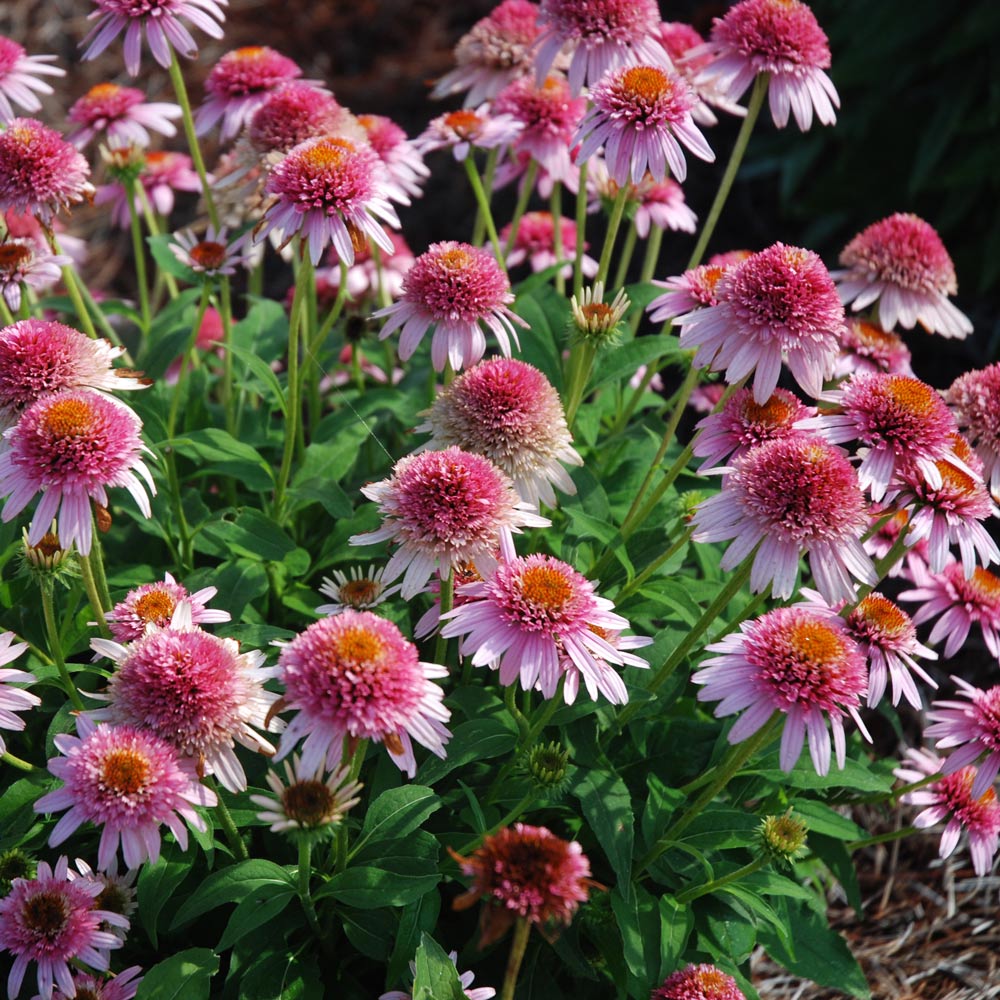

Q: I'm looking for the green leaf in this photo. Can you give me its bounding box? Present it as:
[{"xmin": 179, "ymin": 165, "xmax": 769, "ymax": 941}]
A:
[
  {"xmin": 171, "ymin": 860, "xmax": 296, "ymax": 929},
  {"xmin": 411, "ymin": 933, "xmax": 467, "ymax": 1000},
  {"xmin": 700, "ymin": 897, "xmax": 757, "ymax": 962},
  {"xmin": 416, "ymin": 717, "xmax": 518, "ymax": 785},
  {"xmin": 574, "ymin": 770, "xmax": 634, "ymax": 896},
  {"xmin": 237, "ymin": 951, "xmax": 324, "ymax": 1000},
  {"xmin": 199, "ymin": 510, "xmax": 297, "ymax": 563},
  {"xmin": 171, "ymin": 428, "xmax": 274, "ymax": 491},
  {"xmin": 350, "ymin": 785, "xmax": 441, "ymax": 859},
  {"xmin": 610, "ymin": 884, "xmax": 660, "ymax": 982},
  {"xmin": 216, "ymin": 884, "xmax": 296, "ymax": 951},
  {"xmin": 810, "ymin": 833, "xmax": 863, "ymax": 914},
  {"xmin": 315, "ymin": 864, "xmax": 440, "ymax": 909},
  {"xmin": 138, "ymin": 288, "xmax": 203, "ymax": 378},
  {"xmin": 512, "ymin": 285, "xmax": 568, "ymax": 387},
  {"xmin": 388, "ymin": 893, "xmax": 441, "ymax": 986},
  {"xmin": 341, "ymin": 907, "xmax": 395, "ymax": 961},
  {"xmin": 586, "ymin": 335, "xmax": 685, "ymax": 392},
  {"xmin": 658, "ymin": 896, "xmax": 693, "ymax": 981},
  {"xmin": 746, "ymin": 753, "xmax": 894, "ymax": 793},
  {"xmin": 791, "ymin": 799, "xmax": 866, "ymax": 840},
  {"xmin": 138, "ymin": 848, "xmax": 194, "ymax": 948},
  {"xmin": 221, "ymin": 342, "xmax": 287, "ymax": 416},
  {"xmin": 209, "ymin": 559, "xmax": 269, "ymax": 621},
  {"xmin": 135, "ymin": 948, "xmax": 219, "ymax": 1000}
]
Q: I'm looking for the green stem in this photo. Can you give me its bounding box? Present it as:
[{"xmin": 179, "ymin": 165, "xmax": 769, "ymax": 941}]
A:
[
  {"xmin": 335, "ymin": 741, "xmax": 367, "ymax": 872},
  {"xmin": 501, "ymin": 918, "xmax": 532, "ymax": 1000},
  {"xmin": 0, "ymin": 296, "xmax": 15, "ymax": 325},
  {"xmin": 41, "ymin": 583, "xmax": 84, "ymax": 710},
  {"xmin": 573, "ymin": 162, "xmax": 588, "ymax": 297},
  {"xmin": 550, "ymin": 182, "xmax": 565, "ymax": 295},
  {"xmin": 562, "ymin": 340, "xmax": 597, "ymax": 428},
  {"xmin": 504, "ymin": 685, "xmax": 531, "ymax": 742},
  {"xmin": 297, "ymin": 839, "xmax": 323, "ymax": 939},
  {"xmin": 471, "ymin": 147, "xmax": 499, "ymax": 247},
  {"xmin": 463, "ymin": 156, "xmax": 504, "ymax": 264},
  {"xmin": 595, "ymin": 187, "xmax": 630, "ymax": 288},
  {"xmin": 212, "ymin": 781, "xmax": 249, "ymax": 860},
  {"xmin": 846, "ymin": 826, "xmax": 918, "ymax": 852},
  {"xmin": 218, "ymin": 278, "xmax": 235, "ymax": 435},
  {"xmin": 125, "ymin": 179, "xmax": 151, "ymax": 332},
  {"xmin": 503, "ymin": 161, "xmax": 538, "ymax": 256},
  {"xmin": 675, "ymin": 856, "xmax": 767, "ymax": 904},
  {"xmin": 616, "ymin": 523, "xmax": 694, "ymax": 600},
  {"xmin": 2, "ymin": 752, "xmax": 34, "ymax": 772},
  {"xmin": 87, "ymin": 527, "xmax": 114, "ymax": 614},
  {"xmin": 612, "ymin": 220, "xmax": 638, "ymax": 291},
  {"xmin": 432, "ymin": 573, "xmax": 454, "ymax": 666},
  {"xmin": 77, "ymin": 550, "xmax": 111, "ymax": 638}
]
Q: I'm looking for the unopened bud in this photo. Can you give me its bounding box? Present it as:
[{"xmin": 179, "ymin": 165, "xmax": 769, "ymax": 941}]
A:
[
  {"xmin": 569, "ymin": 282, "xmax": 630, "ymax": 348},
  {"xmin": 757, "ymin": 811, "xmax": 808, "ymax": 865}
]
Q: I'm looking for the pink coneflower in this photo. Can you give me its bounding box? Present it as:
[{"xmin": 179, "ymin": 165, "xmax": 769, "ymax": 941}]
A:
[
  {"xmin": 500, "ymin": 212, "xmax": 596, "ymax": 280},
  {"xmin": 415, "ymin": 106, "xmax": 523, "ymax": 163},
  {"xmin": 576, "ymin": 65, "xmax": 714, "ymax": 185},
  {"xmin": 38, "ymin": 964, "xmax": 143, "ymax": 1000},
  {"xmin": 652, "ymin": 963, "xmax": 747, "ymax": 1000},
  {"xmin": 440, "ymin": 553, "xmax": 645, "ymax": 705},
  {"xmin": 835, "ymin": 213, "xmax": 972, "ymax": 340},
  {"xmin": 675, "ymin": 243, "xmax": 845, "ymax": 404},
  {"xmin": 0, "ymin": 38, "xmax": 63, "ymax": 125},
  {"xmin": 689, "ymin": 382, "xmax": 727, "ymax": 414},
  {"xmin": 95, "ymin": 149, "xmax": 201, "ymax": 229},
  {"xmin": 896, "ymin": 746, "xmax": 1000, "ymax": 878},
  {"xmin": 0, "ymin": 631, "xmax": 39, "ymax": 757},
  {"xmin": 842, "ymin": 592, "xmax": 937, "ymax": 709},
  {"xmin": 81, "ymin": 0, "xmax": 228, "ymax": 78},
  {"xmin": 450, "ymin": 823, "xmax": 595, "ymax": 946},
  {"xmin": 90, "ymin": 603, "xmax": 279, "ymax": 793},
  {"xmin": 693, "ymin": 606, "xmax": 870, "ymax": 775},
  {"xmin": 833, "ymin": 317, "xmax": 913, "ymax": 379},
  {"xmin": 799, "ymin": 373, "xmax": 962, "ymax": 502},
  {"xmin": 0, "ymin": 391, "xmax": 154, "ymax": 556},
  {"xmin": 534, "ymin": 0, "xmax": 668, "ymax": 96},
  {"xmin": 250, "ymin": 755, "xmax": 362, "ymax": 835},
  {"xmin": 0, "ymin": 856, "xmax": 126, "ymax": 1000},
  {"xmin": 431, "ymin": 0, "xmax": 542, "ymax": 106},
  {"xmin": 693, "ymin": 435, "xmax": 875, "ymax": 602},
  {"xmin": 863, "ymin": 506, "xmax": 928, "ymax": 581},
  {"xmin": 374, "ymin": 241, "xmax": 528, "ymax": 371},
  {"xmin": 275, "ymin": 609, "xmax": 451, "ymax": 777},
  {"xmin": 317, "ymin": 564, "xmax": 400, "ymax": 615},
  {"xmin": 0, "ymin": 241, "xmax": 70, "ymax": 313},
  {"xmin": 632, "ymin": 176, "xmax": 697, "ymax": 237},
  {"xmin": 380, "ymin": 950, "xmax": 496, "ymax": 1000},
  {"xmin": 0, "ymin": 118, "xmax": 93, "ymax": 225},
  {"xmin": 195, "ymin": 46, "xmax": 302, "ymax": 141},
  {"xmin": 927, "ymin": 677, "xmax": 1000, "ymax": 798},
  {"xmin": 696, "ymin": 0, "xmax": 839, "ymax": 131},
  {"xmin": 357, "ymin": 114, "xmax": 429, "ymax": 205},
  {"xmin": 350, "ymin": 448, "xmax": 548, "ymax": 599},
  {"xmin": 105, "ymin": 570, "xmax": 229, "ymax": 642},
  {"xmin": 258, "ymin": 135, "xmax": 398, "ymax": 267},
  {"xmin": 419, "ymin": 357, "xmax": 583, "ymax": 508},
  {"xmin": 35, "ymin": 716, "xmax": 216, "ymax": 871},
  {"xmin": 492, "ymin": 75, "xmax": 587, "ymax": 193},
  {"xmin": 246, "ymin": 82, "xmax": 353, "ymax": 157},
  {"xmin": 66, "ymin": 859, "xmax": 136, "ymax": 943},
  {"xmin": 948, "ymin": 364, "xmax": 1000, "ymax": 497},
  {"xmin": 169, "ymin": 224, "xmax": 250, "ymax": 277},
  {"xmin": 66, "ymin": 82, "xmax": 180, "ymax": 149},
  {"xmin": 647, "ymin": 262, "xmax": 729, "ymax": 324},
  {"xmin": 3, "ymin": 211, "xmax": 86, "ymax": 271},
  {"xmin": 692, "ymin": 387, "xmax": 812, "ymax": 472},
  {"xmin": 0, "ymin": 320, "xmax": 147, "ymax": 418}
]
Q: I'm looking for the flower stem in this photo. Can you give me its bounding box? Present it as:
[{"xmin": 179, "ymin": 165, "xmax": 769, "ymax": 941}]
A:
[
  {"xmin": 503, "ymin": 161, "xmax": 538, "ymax": 256},
  {"xmin": 471, "ymin": 147, "xmax": 499, "ymax": 247},
  {"xmin": 456, "ymin": 792, "xmax": 536, "ymax": 857},
  {"xmin": 212, "ymin": 779, "xmax": 249, "ymax": 860},
  {"xmin": 124, "ymin": 179, "xmax": 152, "ymax": 332},
  {"xmin": 77, "ymin": 550, "xmax": 111, "ymax": 638},
  {"xmin": 846, "ymin": 825, "xmax": 919, "ymax": 852},
  {"xmin": 616, "ymin": 522, "xmax": 694, "ymax": 600},
  {"xmin": 463, "ymin": 156, "xmax": 504, "ymax": 264},
  {"xmin": 297, "ymin": 838, "xmax": 323, "ymax": 939},
  {"xmin": 2, "ymin": 752, "xmax": 34, "ymax": 772},
  {"xmin": 562, "ymin": 340, "xmax": 597, "ymax": 428},
  {"xmin": 595, "ymin": 187, "xmax": 630, "ymax": 288},
  {"xmin": 41, "ymin": 582, "xmax": 84, "ymax": 710},
  {"xmin": 675, "ymin": 856, "xmax": 767, "ymax": 904},
  {"xmin": 433, "ymin": 572, "xmax": 454, "ymax": 667},
  {"xmin": 573, "ymin": 162, "xmax": 588, "ymax": 297},
  {"xmin": 501, "ymin": 917, "xmax": 532, "ymax": 1000},
  {"xmin": 550, "ymin": 182, "xmax": 565, "ymax": 294},
  {"xmin": 612, "ymin": 220, "xmax": 638, "ymax": 291}
]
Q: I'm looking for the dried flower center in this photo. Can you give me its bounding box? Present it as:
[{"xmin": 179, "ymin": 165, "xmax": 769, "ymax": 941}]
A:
[
  {"xmin": 96, "ymin": 882, "xmax": 131, "ymax": 916},
  {"xmin": 444, "ymin": 110, "xmax": 483, "ymax": 138},
  {"xmin": 620, "ymin": 66, "xmax": 671, "ymax": 102},
  {"xmin": 885, "ymin": 377, "xmax": 938, "ymax": 416},
  {"xmin": 741, "ymin": 395, "xmax": 795, "ymax": 425},
  {"xmin": 282, "ymin": 779, "xmax": 336, "ymax": 826},
  {"xmin": 0, "ymin": 243, "xmax": 33, "ymax": 269},
  {"xmin": 101, "ymin": 748, "xmax": 151, "ymax": 795},
  {"xmin": 334, "ymin": 626, "xmax": 383, "ymax": 662},
  {"xmin": 519, "ymin": 566, "xmax": 573, "ymax": 612},
  {"xmin": 134, "ymin": 589, "xmax": 176, "ymax": 624},
  {"xmin": 189, "ymin": 241, "xmax": 227, "ymax": 270},
  {"xmin": 340, "ymin": 579, "xmax": 381, "ymax": 607},
  {"xmin": 969, "ymin": 568, "xmax": 1000, "ymax": 600},
  {"xmin": 22, "ymin": 891, "xmax": 69, "ymax": 939},
  {"xmin": 42, "ymin": 397, "xmax": 95, "ymax": 438},
  {"xmin": 787, "ymin": 620, "xmax": 842, "ymax": 663},
  {"xmin": 76, "ymin": 989, "xmax": 101, "ymax": 1000}
]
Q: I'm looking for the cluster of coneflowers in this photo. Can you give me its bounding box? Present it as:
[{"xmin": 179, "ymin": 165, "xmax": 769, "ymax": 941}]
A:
[{"xmin": 0, "ymin": 0, "xmax": 997, "ymax": 998}]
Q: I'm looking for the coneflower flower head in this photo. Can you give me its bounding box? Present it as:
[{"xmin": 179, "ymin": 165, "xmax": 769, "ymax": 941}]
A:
[
  {"xmin": 835, "ymin": 212, "xmax": 972, "ymax": 339},
  {"xmin": 927, "ymin": 677, "xmax": 1000, "ymax": 798},
  {"xmin": 500, "ymin": 212, "xmax": 595, "ymax": 279},
  {"xmin": 0, "ymin": 118, "xmax": 93, "ymax": 224},
  {"xmin": 105, "ymin": 570, "xmax": 229, "ymax": 642},
  {"xmin": 38, "ymin": 964, "xmax": 144, "ymax": 1000},
  {"xmin": 420, "ymin": 357, "xmax": 583, "ymax": 508},
  {"xmin": 569, "ymin": 281, "xmax": 630, "ymax": 347},
  {"xmin": 374, "ymin": 240, "xmax": 528, "ymax": 371},
  {"xmin": 81, "ymin": 0, "xmax": 228, "ymax": 78},
  {"xmin": 414, "ymin": 106, "xmax": 523, "ymax": 161},
  {"xmin": 0, "ymin": 390, "xmax": 154, "ymax": 557},
  {"xmin": 0, "ymin": 631, "xmax": 39, "ymax": 758},
  {"xmin": 0, "ymin": 37, "xmax": 63, "ymax": 124},
  {"xmin": 834, "ymin": 317, "xmax": 913, "ymax": 378},
  {"xmin": 647, "ymin": 262, "xmax": 729, "ymax": 324},
  {"xmin": 693, "ymin": 605, "xmax": 870, "ymax": 776},
  {"xmin": 0, "ymin": 241, "xmax": 70, "ymax": 314},
  {"xmin": 169, "ymin": 225, "xmax": 251, "ymax": 277},
  {"xmin": 66, "ymin": 82, "xmax": 180, "ymax": 149},
  {"xmin": 676, "ymin": 242, "xmax": 845, "ymax": 405},
  {"xmin": 449, "ymin": 823, "xmax": 596, "ymax": 946},
  {"xmin": 275, "ymin": 609, "xmax": 452, "ymax": 778},
  {"xmin": 357, "ymin": 114, "xmax": 429, "ymax": 204},
  {"xmin": 697, "ymin": 0, "xmax": 839, "ymax": 131},
  {"xmin": 948, "ymin": 363, "xmax": 1000, "ymax": 498},
  {"xmin": 95, "ymin": 149, "xmax": 200, "ymax": 229},
  {"xmin": 651, "ymin": 963, "xmax": 747, "ymax": 1000},
  {"xmin": 576, "ymin": 65, "xmax": 714, "ymax": 185},
  {"xmin": 247, "ymin": 82, "xmax": 354, "ymax": 156},
  {"xmin": 632, "ymin": 176, "xmax": 698, "ymax": 237},
  {"xmin": 692, "ymin": 435, "xmax": 875, "ymax": 603},
  {"xmin": 350, "ymin": 447, "xmax": 548, "ymax": 599},
  {"xmin": 316, "ymin": 564, "xmax": 399, "ymax": 615}
]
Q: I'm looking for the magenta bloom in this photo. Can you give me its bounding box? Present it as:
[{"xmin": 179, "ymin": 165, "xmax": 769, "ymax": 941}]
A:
[
  {"xmin": 646, "ymin": 261, "xmax": 730, "ymax": 323},
  {"xmin": 652, "ymin": 963, "xmax": 746, "ymax": 1000},
  {"xmin": 694, "ymin": 606, "xmax": 870, "ymax": 776},
  {"xmin": 692, "ymin": 387, "xmax": 812, "ymax": 473},
  {"xmin": 896, "ymin": 747, "xmax": 1000, "ymax": 878},
  {"xmin": 576, "ymin": 65, "xmax": 714, "ymax": 185},
  {"xmin": 36, "ymin": 716, "xmax": 216, "ymax": 871},
  {"xmin": 276, "ymin": 610, "xmax": 452, "ymax": 778},
  {"xmin": 420, "ymin": 357, "xmax": 583, "ymax": 508},
  {"xmin": 676, "ymin": 242, "xmax": 845, "ymax": 405},
  {"xmin": 105, "ymin": 570, "xmax": 230, "ymax": 642},
  {"xmin": 81, "ymin": 0, "xmax": 227, "ymax": 77},
  {"xmin": 0, "ymin": 631, "xmax": 39, "ymax": 757},
  {"xmin": 247, "ymin": 82, "xmax": 352, "ymax": 156},
  {"xmin": 0, "ymin": 241, "xmax": 70, "ymax": 314},
  {"xmin": 315, "ymin": 228, "xmax": 415, "ymax": 310},
  {"xmin": 440, "ymin": 553, "xmax": 648, "ymax": 705},
  {"xmin": 90, "ymin": 604, "xmax": 279, "ymax": 792},
  {"xmin": 697, "ymin": 0, "xmax": 839, "ymax": 131},
  {"xmin": 0, "ymin": 37, "xmax": 63, "ymax": 124},
  {"xmin": 632, "ymin": 176, "xmax": 697, "ymax": 238},
  {"xmin": 0, "ymin": 320, "xmax": 147, "ymax": 417},
  {"xmin": 501, "ymin": 211, "xmax": 595, "ymax": 280},
  {"xmin": 927, "ymin": 678, "xmax": 1000, "ymax": 798},
  {"xmin": 0, "ymin": 391, "xmax": 154, "ymax": 556},
  {"xmin": 259, "ymin": 135, "xmax": 398, "ymax": 267},
  {"xmin": 0, "ymin": 857, "xmax": 126, "ymax": 1000},
  {"xmin": 834, "ymin": 317, "xmax": 913, "ymax": 379},
  {"xmin": 414, "ymin": 106, "xmax": 523, "ymax": 162},
  {"xmin": 534, "ymin": 0, "xmax": 668, "ymax": 96},
  {"xmin": 692, "ymin": 435, "xmax": 875, "ymax": 603},
  {"xmin": 36, "ymin": 965, "xmax": 143, "ymax": 1000},
  {"xmin": 358, "ymin": 114, "xmax": 429, "ymax": 205},
  {"xmin": 350, "ymin": 447, "xmax": 548, "ymax": 599},
  {"xmin": 835, "ymin": 213, "xmax": 972, "ymax": 340},
  {"xmin": 0, "ymin": 118, "xmax": 92, "ymax": 224},
  {"xmin": 196, "ymin": 45, "xmax": 302, "ymax": 141},
  {"xmin": 375, "ymin": 241, "xmax": 528, "ymax": 371},
  {"xmin": 948, "ymin": 363, "xmax": 1000, "ymax": 497},
  {"xmin": 432, "ymin": 0, "xmax": 542, "ymax": 106},
  {"xmin": 798, "ymin": 372, "xmax": 962, "ymax": 502},
  {"xmin": 66, "ymin": 82, "xmax": 180, "ymax": 149},
  {"xmin": 169, "ymin": 225, "xmax": 250, "ymax": 277}
]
